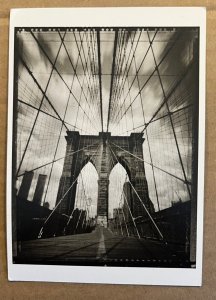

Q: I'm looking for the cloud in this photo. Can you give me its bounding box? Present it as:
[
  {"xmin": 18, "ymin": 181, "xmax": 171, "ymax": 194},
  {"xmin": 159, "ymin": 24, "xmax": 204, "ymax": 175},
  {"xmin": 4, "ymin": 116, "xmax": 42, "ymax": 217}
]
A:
[{"xmin": 16, "ymin": 28, "xmax": 197, "ymax": 213}]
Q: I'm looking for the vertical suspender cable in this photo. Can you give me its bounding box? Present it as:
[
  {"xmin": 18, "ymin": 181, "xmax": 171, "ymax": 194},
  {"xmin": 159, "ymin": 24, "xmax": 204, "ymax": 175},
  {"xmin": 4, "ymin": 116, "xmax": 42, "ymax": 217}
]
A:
[
  {"xmin": 96, "ymin": 30, "xmax": 104, "ymax": 132},
  {"xmin": 107, "ymin": 30, "xmax": 118, "ymax": 132}
]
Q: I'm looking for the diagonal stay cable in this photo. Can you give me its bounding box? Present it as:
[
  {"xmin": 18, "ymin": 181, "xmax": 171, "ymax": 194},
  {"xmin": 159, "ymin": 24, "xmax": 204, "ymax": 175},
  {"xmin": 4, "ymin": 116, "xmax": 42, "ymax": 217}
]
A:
[
  {"xmin": 96, "ymin": 30, "xmax": 104, "ymax": 132},
  {"xmin": 131, "ymin": 42, "xmax": 160, "ymax": 211},
  {"xmin": 86, "ymin": 30, "xmax": 102, "ymax": 125},
  {"xmin": 17, "ymin": 99, "xmax": 93, "ymax": 134},
  {"xmin": 73, "ymin": 172, "xmax": 90, "ymax": 231},
  {"xmin": 16, "ymin": 32, "xmax": 67, "ymax": 177},
  {"xmin": 110, "ymin": 30, "xmax": 141, "ymax": 123},
  {"xmin": 42, "ymin": 36, "xmax": 88, "ymax": 204},
  {"xmin": 107, "ymin": 29, "xmax": 119, "ymax": 132},
  {"xmin": 107, "ymin": 30, "xmax": 124, "ymax": 124},
  {"xmin": 146, "ymin": 30, "xmax": 191, "ymax": 200},
  {"xmin": 19, "ymin": 57, "xmax": 69, "ymax": 131},
  {"xmin": 110, "ymin": 142, "xmax": 191, "ymax": 185},
  {"xmin": 30, "ymin": 30, "xmax": 99, "ymax": 132},
  {"xmin": 111, "ymin": 29, "xmax": 139, "ymax": 120},
  {"xmin": 74, "ymin": 30, "xmax": 101, "ymax": 131},
  {"xmin": 110, "ymin": 31, "xmax": 138, "ymax": 117},
  {"xmin": 17, "ymin": 142, "xmax": 99, "ymax": 178},
  {"xmin": 116, "ymin": 61, "xmax": 194, "ymax": 136},
  {"xmin": 111, "ymin": 30, "xmax": 126, "ymax": 114},
  {"xmin": 108, "ymin": 144, "xmax": 141, "ymax": 238},
  {"xmin": 74, "ymin": 31, "xmax": 93, "ymax": 98},
  {"xmin": 82, "ymin": 30, "xmax": 103, "ymax": 130},
  {"xmin": 117, "ymin": 103, "xmax": 193, "ymax": 136},
  {"xmin": 73, "ymin": 30, "xmax": 102, "ymax": 131},
  {"xmin": 109, "ymin": 143, "xmax": 164, "ymax": 240},
  {"xmin": 73, "ymin": 32, "xmax": 96, "ymax": 131},
  {"xmin": 57, "ymin": 30, "xmax": 100, "ymax": 131},
  {"xmin": 111, "ymin": 30, "xmax": 158, "ymax": 127},
  {"xmin": 112, "ymin": 31, "xmax": 182, "ymax": 130},
  {"xmin": 88, "ymin": 30, "xmax": 101, "ymax": 122},
  {"xmin": 38, "ymin": 142, "xmax": 101, "ymax": 238},
  {"xmin": 108, "ymin": 33, "xmax": 123, "ymax": 131},
  {"xmin": 72, "ymin": 30, "xmax": 101, "ymax": 130}
]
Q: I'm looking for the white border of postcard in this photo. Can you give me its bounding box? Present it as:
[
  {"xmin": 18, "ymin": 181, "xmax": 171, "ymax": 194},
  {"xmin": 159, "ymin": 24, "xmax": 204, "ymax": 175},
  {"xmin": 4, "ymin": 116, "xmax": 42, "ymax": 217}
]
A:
[{"xmin": 7, "ymin": 7, "xmax": 206, "ymax": 286}]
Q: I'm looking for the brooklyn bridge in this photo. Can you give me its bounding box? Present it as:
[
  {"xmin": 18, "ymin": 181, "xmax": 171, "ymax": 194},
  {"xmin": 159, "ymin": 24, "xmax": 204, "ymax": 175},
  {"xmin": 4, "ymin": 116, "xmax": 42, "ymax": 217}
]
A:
[{"xmin": 13, "ymin": 27, "xmax": 198, "ymax": 268}]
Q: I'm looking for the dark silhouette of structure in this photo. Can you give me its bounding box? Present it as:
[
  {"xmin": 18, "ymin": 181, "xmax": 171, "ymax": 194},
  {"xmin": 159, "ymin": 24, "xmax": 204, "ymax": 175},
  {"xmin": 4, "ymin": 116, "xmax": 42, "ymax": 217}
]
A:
[
  {"xmin": 17, "ymin": 171, "xmax": 34, "ymax": 200},
  {"xmin": 33, "ymin": 174, "xmax": 47, "ymax": 205},
  {"xmin": 56, "ymin": 131, "xmax": 154, "ymax": 227}
]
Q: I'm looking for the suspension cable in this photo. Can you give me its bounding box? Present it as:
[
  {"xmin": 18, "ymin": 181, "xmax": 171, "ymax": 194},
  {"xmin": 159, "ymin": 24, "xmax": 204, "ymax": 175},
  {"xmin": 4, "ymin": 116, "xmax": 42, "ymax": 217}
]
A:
[
  {"xmin": 111, "ymin": 142, "xmax": 191, "ymax": 185},
  {"xmin": 62, "ymin": 142, "xmax": 101, "ymax": 233},
  {"xmin": 107, "ymin": 29, "xmax": 118, "ymax": 132},
  {"xmin": 146, "ymin": 30, "xmax": 191, "ymax": 201},
  {"xmin": 128, "ymin": 177, "xmax": 163, "ymax": 240},
  {"xmin": 17, "ymin": 142, "xmax": 99, "ymax": 177},
  {"xmin": 109, "ymin": 143, "xmax": 164, "ymax": 240},
  {"xmin": 58, "ymin": 30, "xmax": 101, "ymax": 132},
  {"xmin": 111, "ymin": 31, "xmax": 158, "ymax": 127},
  {"xmin": 16, "ymin": 33, "xmax": 67, "ymax": 176},
  {"xmin": 112, "ymin": 30, "xmax": 140, "ymax": 113},
  {"xmin": 111, "ymin": 31, "xmax": 182, "ymax": 130},
  {"xmin": 96, "ymin": 30, "xmax": 104, "ymax": 132},
  {"xmin": 17, "ymin": 98, "xmax": 92, "ymax": 134},
  {"xmin": 130, "ymin": 40, "xmax": 160, "ymax": 211},
  {"xmin": 38, "ymin": 142, "xmax": 100, "ymax": 238},
  {"xmin": 108, "ymin": 144, "xmax": 141, "ymax": 238},
  {"xmin": 30, "ymin": 30, "xmax": 99, "ymax": 133}
]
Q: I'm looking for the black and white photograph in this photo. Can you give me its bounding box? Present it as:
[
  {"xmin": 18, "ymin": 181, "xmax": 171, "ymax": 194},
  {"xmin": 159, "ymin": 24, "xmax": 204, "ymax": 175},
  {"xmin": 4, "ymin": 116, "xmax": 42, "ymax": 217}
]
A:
[{"xmin": 7, "ymin": 8, "xmax": 206, "ymax": 285}]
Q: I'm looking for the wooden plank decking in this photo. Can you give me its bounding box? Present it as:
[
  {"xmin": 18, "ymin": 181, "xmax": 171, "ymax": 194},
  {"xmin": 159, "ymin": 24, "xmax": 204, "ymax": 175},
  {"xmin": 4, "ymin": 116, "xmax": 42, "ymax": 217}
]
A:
[{"xmin": 14, "ymin": 227, "xmax": 190, "ymax": 267}]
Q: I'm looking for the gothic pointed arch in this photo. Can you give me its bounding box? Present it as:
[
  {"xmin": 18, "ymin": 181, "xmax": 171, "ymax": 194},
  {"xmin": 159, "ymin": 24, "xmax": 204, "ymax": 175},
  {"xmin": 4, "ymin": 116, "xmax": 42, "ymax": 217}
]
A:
[
  {"xmin": 56, "ymin": 131, "xmax": 154, "ymax": 224},
  {"xmin": 109, "ymin": 154, "xmax": 132, "ymax": 181}
]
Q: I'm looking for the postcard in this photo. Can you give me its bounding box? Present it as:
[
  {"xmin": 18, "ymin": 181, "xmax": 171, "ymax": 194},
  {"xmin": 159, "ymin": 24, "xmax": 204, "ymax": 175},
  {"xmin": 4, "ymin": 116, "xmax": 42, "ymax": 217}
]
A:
[{"xmin": 7, "ymin": 7, "xmax": 206, "ymax": 285}]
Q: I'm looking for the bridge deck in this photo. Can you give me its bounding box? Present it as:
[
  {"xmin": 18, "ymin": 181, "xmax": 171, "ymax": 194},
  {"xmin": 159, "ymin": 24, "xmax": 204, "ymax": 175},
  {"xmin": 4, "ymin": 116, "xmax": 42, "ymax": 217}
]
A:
[{"xmin": 15, "ymin": 227, "xmax": 190, "ymax": 268}]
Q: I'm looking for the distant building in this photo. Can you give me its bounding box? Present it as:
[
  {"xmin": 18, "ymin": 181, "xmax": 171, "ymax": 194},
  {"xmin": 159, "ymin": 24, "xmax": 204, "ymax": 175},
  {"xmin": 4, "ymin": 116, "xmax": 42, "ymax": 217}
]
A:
[
  {"xmin": 122, "ymin": 182, "xmax": 132, "ymax": 223},
  {"xmin": 33, "ymin": 174, "xmax": 47, "ymax": 205},
  {"xmin": 113, "ymin": 208, "xmax": 124, "ymax": 223},
  {"xmin": 43, "ymin": 202, "xmax": 50, "ymax": 209},
  {"xmin": 17, "ymin": 171, "xmax": 34, "ymax": 200}
]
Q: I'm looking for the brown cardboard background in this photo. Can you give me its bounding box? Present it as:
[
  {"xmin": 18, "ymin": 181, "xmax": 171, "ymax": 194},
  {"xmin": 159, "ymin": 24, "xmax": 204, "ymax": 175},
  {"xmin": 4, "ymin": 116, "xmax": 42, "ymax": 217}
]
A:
[{"xmin": 0, "ymin": 1, "xmax": 215, "ymax": 299}]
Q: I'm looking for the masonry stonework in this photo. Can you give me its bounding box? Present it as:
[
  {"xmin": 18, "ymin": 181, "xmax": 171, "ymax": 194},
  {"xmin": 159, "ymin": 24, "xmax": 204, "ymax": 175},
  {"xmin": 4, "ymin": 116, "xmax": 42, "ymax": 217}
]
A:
[{"xmin": 56, "ymin": 131, "xmax": 154, "ymax": 227}]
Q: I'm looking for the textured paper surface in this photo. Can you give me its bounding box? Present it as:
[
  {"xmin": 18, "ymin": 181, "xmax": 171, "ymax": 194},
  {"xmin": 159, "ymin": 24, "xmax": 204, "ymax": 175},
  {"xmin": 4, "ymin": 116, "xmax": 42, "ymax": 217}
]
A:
[{"xmin": 0, "ymin": 1, "xmax": 215, "ymax": 298}]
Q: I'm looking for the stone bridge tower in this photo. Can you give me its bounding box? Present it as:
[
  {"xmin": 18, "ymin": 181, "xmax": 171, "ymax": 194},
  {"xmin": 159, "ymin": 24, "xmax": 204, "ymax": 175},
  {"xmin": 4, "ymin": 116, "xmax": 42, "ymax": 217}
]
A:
[{"xmin": 56, "ymin": 131, "xmax": 154, "ymax": 227}]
